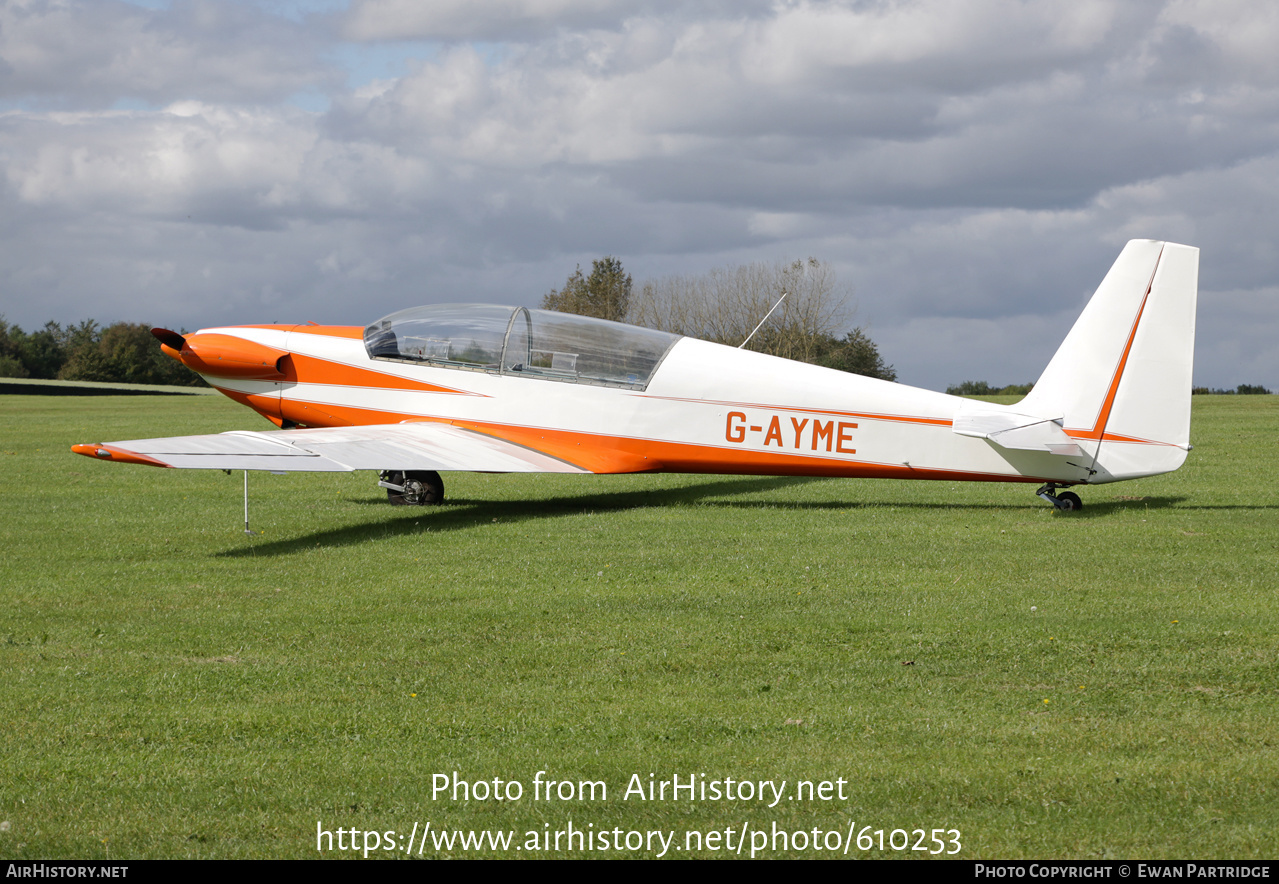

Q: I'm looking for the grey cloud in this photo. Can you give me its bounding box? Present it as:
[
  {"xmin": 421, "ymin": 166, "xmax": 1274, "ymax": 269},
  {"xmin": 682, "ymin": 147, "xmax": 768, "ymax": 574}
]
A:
[
  {"xmin": 340, "ymin": 0, "xmax": 773, "ymax": 43},
  {"xmin": 323, "ymin": 1, "xmax": 1275, "ymax": 218},
  {"xmin": 0, "ymin": 0, "xmax": 338, "ymax": 108}
]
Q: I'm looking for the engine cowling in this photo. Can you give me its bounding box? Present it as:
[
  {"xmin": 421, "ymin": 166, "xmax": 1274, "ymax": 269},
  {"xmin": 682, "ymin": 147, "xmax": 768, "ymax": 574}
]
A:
[{"xmin": 155, "ymin": 329, "xmax": 288, "ymax": 381}]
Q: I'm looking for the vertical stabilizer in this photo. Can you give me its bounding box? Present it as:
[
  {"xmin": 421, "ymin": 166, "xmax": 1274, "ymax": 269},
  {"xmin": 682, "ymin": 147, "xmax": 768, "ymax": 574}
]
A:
[{"xmin": 1018, "ymin": 240, "xmax": 1199, "ymax": 483}]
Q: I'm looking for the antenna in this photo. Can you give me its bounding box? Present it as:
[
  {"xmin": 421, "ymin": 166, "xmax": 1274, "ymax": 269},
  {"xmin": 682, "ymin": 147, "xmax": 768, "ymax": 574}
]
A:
[{"xmin": 739, "ymin": 291, "xmax": 788, "ymax": 349}]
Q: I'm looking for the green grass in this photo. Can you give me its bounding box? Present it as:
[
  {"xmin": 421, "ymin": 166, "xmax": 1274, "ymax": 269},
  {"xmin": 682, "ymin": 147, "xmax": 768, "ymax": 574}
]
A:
[{"xmin": 1, "ymin": 393, "xmax": 1276, "ymax": 859}]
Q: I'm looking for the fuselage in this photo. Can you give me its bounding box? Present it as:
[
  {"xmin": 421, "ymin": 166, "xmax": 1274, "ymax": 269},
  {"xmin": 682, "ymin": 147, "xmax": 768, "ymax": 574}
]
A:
[{"xmin": 171, "ymin": 321, "xmax": 1088, "ymax": 486}]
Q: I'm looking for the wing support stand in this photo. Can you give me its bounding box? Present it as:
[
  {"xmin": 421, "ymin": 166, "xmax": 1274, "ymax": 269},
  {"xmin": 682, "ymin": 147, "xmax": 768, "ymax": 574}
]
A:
[
  {"xmin": 244, "ymin": 470, "xmax": 253, "ymax": 535},
  {"xmin": 1036, "ymin": 483, "xmax": 1083, "ymax": 512}
]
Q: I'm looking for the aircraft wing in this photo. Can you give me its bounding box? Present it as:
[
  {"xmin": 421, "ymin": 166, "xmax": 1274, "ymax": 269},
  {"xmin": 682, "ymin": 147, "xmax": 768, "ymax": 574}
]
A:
[{"xmin": 73, "ymin": 422, "xmax": 587, "ymax": 473}]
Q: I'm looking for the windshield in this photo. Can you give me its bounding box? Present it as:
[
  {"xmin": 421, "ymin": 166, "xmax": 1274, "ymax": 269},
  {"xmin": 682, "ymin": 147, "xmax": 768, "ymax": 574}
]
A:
[{"xmin": 364, "ymin": 305, "xmax": 680, "ymax": 390}]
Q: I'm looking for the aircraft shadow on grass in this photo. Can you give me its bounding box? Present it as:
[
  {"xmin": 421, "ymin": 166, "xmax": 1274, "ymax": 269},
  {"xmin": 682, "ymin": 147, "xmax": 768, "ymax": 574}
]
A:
[
  {"xmin": 219, "ymin": 475, "xmax": 817, "ymax": 557},
  {"xmin": 216, "ymin": 477, "xmax": 1188, "ymax": 558},
  {"xmin": 1063, "ymin": 495, "xmax": 1188, "ymax": 516}
]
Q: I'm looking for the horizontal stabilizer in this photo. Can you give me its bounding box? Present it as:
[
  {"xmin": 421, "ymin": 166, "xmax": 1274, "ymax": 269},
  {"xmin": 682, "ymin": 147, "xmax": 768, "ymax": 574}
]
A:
[
  {"xmin": 953, "ymin": 406, "xmax": 1083, "ymax": 456},
  {"xmin": 74, "ymin": 422, "xmax": 587, "ymax": 473}
]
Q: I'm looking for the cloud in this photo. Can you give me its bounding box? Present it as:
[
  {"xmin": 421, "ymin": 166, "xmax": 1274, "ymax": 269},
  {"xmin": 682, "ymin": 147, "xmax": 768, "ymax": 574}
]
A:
[
  {"xmin": 0, "ymin": 0, "xmax": 337, "ymax": 108},
  {"xmin": 327, "ymin": 0, "xmax": 1277, "ymax": 212},
  {"xmin": 340, "ymin": 0, "xmax": 770, "ymax": 42},
  {"xmin": 0, "ymin": 0, "xmax": 1277, "ymax": 390}
]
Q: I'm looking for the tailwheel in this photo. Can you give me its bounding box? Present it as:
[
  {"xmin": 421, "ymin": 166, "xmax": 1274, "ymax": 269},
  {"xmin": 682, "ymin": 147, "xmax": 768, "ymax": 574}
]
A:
[
  {"xmin": 1035, "ymin": 483, "xmax": 1083, "ymax": 512},
  {"xmin": 1053, "ymin": 491, "xmax": 1084, "ymax": 511},
  {"xmin": 1056, "ymin": 491, "xmax": 1083, "ymax": 512},
  {"xmin": 379, "ymin": 470, "xmax": 445, "ymax": 506}
]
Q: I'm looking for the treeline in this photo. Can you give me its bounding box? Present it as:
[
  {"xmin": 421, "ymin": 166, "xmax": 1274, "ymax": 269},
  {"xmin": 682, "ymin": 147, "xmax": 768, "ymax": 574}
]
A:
[
  {"xmin": 946, "ymin": 381, "xmax": 1273, "ymax": 397},
  {"xmin": 946, "ymin": 381, "xmax": 1034, "ymax": 396},
  {"xmin": 543, "ymin": 256, "xmax": 897, "ymax": 381},
  {"xmin": 1192, "ymin": 384, "xmax": 1272, "ymax": 395},
  {"xmin": 0, "ymin": 318, "xmax": 203, "ymax": 387}
]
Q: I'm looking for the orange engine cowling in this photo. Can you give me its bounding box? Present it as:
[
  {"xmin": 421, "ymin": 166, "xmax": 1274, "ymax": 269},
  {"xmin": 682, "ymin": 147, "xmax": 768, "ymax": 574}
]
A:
[{"xmin": 159, "ymin": 333, "xmax": 289, "ymax": 381}]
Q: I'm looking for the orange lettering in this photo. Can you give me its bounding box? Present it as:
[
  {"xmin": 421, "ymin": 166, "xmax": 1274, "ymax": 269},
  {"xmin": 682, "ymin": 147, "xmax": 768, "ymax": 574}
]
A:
[
  {"xmin": 726, "ymin": 411, "xmax": 746, "ymax": 443},
  {"xmin": 812, "ymin": 420, "xmax": 833, "ymax": 452},
  {"xmin": 837, "ymin": 421, "xmax": 858, "ymax": 454},
  {"xmin": 790, "ymin": 417, "xmax": 809, "ymax": 448},
  {"xmin": 764, "ymin": 416, "xmax": 784, "ymax": 447}
]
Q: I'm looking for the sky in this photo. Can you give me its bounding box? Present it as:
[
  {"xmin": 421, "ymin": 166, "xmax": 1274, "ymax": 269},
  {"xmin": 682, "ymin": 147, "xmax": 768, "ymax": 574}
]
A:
[{"xmin": 1, "ymin": 0, "xmax": 1276, "ymax": 391}]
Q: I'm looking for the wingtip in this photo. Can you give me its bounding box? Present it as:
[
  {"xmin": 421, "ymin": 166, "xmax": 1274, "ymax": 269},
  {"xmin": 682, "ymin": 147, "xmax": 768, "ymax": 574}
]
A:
[{"xmin": 72, "ymin": 443, "xmax": 171, "ymax": 468}]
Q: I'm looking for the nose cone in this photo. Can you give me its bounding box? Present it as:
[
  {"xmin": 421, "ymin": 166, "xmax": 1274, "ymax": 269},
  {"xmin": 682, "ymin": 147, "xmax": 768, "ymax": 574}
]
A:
[{"xmin": 159, "ymin": 330, "xmax": 290, "ymax": 381}]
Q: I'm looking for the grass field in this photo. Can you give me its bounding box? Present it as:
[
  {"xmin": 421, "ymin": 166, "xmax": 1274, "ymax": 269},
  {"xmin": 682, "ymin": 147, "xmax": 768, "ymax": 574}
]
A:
[{"xmin": 1, "ymin": 393, "xmax": 1276, "ymax": 859}]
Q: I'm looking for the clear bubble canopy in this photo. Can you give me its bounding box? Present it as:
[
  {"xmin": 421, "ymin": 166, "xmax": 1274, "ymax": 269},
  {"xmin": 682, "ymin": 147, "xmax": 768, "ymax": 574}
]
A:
[{"xmin": 364, "ymin": 305, "xmax": 681, "ymax": 390}]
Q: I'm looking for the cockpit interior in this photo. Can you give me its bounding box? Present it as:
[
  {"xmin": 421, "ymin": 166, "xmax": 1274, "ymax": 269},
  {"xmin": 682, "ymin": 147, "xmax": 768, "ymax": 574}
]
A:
[{"xmin": 364, "ymin": 305, "xmax": 681, "ymax": 391}]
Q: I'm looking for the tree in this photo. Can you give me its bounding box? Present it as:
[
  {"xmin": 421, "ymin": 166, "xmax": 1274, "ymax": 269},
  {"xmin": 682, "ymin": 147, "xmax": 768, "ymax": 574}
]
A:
[
  {"xmin": 0, "ymin": 318, "xmax": 69, "ymax": 379},
  {"xmin": 60, "ymin": 322, "xmax": 203, "ymax": 386},
  {"xmin": 0, "ymin": 316, "xmax": 203, "ymax": 386},
  {"xmin": 631, "ymin": 258, "xmax": 846, "ymax": 360},
  {"xmin": 630, "ymin": 257, "xmax": 895, "ymax": 379},
  {"xmin": 0, "ymin": 354, "xmax": 27, "ymax": 378},
  {"xmin": 0, "ymin": 318, "xmax": 27, "ymax": 377},
  {"xmin": 542, "ymin": 256, "xmax": 632, "ymax": 322},
  {"xmin": 812, "ymin": 329, "xmax": 896, "ymax": 382}
]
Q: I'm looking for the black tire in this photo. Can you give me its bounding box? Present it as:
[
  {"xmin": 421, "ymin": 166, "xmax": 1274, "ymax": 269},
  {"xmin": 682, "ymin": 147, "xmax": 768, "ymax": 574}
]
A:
[
  {"xmin": 384, "ymin": 470, "xmax": 445, "ymax": 506},
  {"xmin": 1057, "ymin": 491, "xmax": 1082, "ymax": 512}
]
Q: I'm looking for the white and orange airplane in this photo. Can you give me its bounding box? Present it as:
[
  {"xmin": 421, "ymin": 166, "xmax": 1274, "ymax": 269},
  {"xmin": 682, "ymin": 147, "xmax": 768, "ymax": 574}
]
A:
[{"xmin": 73, "ymin": 239, "xmax": 1198, "ymax": 512}]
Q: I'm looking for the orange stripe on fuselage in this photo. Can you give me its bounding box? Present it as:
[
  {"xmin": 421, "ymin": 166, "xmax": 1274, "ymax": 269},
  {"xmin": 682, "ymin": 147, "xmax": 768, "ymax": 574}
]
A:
[
  {"xmin": 290, "ymin": 325, "xmax": 364, "ymax": 339},
  {"xmin": 237, "ymin": 391, "xmax": 1043, "ymax": 482},
  {"xmin": 227, "ymin": 394, "xmax": 431, "ymax": 430},
  {"xmin": 210, "ymin": 386, "xmax": 283, "ymax": 424},
  {"xmin": 282, "ymin": 353, "xmax": 482, "ymax": 396},
  {"xmin": 455, "ymin": 419, "xmax": 1043, "ymax": 482},
  {"xmin": 229, "ymin": 324, "xmax": 364, "ymax": 339},
  {"xmin": 210, "ymin": 385, "xmax": 445, "ymax": 431}
]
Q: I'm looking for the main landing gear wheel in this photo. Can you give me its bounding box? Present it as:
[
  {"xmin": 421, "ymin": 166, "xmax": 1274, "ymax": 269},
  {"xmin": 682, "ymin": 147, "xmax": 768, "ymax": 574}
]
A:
[
  {"xmin": 1035, "ymin": 483, "xmax": 1083, "ymax": 512},
  {"xmin": 379, "ymin": 470, "xmax": 445, "ymax": 506}
]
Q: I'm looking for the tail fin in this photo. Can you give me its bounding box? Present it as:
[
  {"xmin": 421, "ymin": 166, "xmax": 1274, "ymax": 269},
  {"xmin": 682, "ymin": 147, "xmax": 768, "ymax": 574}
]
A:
[{"xmin": 1018, "ymin": 240, "xmax": 1199, "ymax": 483}]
